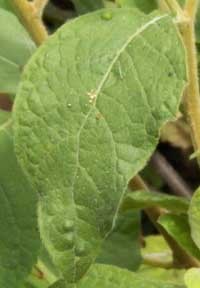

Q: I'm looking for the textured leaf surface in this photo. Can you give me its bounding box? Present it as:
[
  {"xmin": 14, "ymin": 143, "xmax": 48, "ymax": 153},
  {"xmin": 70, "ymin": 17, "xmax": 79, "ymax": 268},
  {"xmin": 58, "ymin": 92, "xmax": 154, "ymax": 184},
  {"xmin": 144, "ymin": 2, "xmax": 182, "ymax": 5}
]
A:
[
  {"xmin": 158, "ymin": 214, "xmax": 200, "ymax": 262},
  {"xmin": 14, "ymin": 7, "xmax": 186, "ymax": 283},
  {"xmin": 78, "ymin": 264, "xmax": 185, "ymax": 288},
  {"xmin": 188, "ymin": 188, "xmax": 200, "ymax": 250},
  {"xmin": 0, "ymin": 8, "xmax": 35, "ymax": 94},
  {"xmin": 72, "ymin": 0, "xmax": 104, "ymax": 14},
  {"xmin": 116, "ymin": 0, "xmax": 157, "ymax": 13},
  {"xmin": 50, "ymin": 264, "xmax": 186, "ymax": 288},
  {"xmin": 97, "ymin": 211, "xmax": 141, "ymax": 270},
  {"xmin": 184, "ymin": 268, "xmax": 200, "ymax": 288},
  {"xmin": 122, "ymin": 190, "xmax": 189, "ymax": 213},
  {"xmin": 0, "ymin": 112, "xmax": 40, "ymax": 287}
]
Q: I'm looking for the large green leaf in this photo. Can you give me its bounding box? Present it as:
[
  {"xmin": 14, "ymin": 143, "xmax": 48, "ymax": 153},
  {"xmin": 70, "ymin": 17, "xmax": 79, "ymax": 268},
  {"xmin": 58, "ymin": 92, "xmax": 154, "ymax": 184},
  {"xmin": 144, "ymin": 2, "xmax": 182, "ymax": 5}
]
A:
[
  {"xmin": 96, "ymin": 211, "xmax": 141, "ymax": 270},
  {"xmin": 0, "ymin": 8, "xmax": 36, "ymax": 94},
  {"xmin": 188, "ymin": 188, "xmax": 200, "ymax": 250},
  {"xmin": 158, "ymin": 214, "xmax": 200, "ymax": 262},
  {"xmin": 0, "ymin": 111, "xmax": 40, "ymax": 287},
  {"xmin": 184, "ymin": 268, "xmax": 200, "ymax": 288},
  {"xmin": 72, "ymin": 0, "xmax": 104, "ymax": 14},
  {"xmin": 50, "ymin": 264, "xmax": 185, "ymax": 288},
  {"xmin": 116, "ymin": 0, "xmax": 157, "ymax": 13},
  {"xmin": 13, "ymin": 7, "xmax": 186, "ymax": 283},
  {"xmin": 122, "ymin": 190, "xmax": 189, "ymax": 213}
]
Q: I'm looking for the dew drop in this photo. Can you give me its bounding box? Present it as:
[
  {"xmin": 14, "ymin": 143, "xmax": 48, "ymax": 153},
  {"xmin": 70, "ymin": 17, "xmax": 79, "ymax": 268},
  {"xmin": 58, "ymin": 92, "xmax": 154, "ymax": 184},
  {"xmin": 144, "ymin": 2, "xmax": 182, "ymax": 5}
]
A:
[
  {"xmin": 67, "ymin": 103, "xmax": 72, "ymax": 108},
  {"xmin": 101, "ymin": 12, "xmax": 113, "ymax": 21}
]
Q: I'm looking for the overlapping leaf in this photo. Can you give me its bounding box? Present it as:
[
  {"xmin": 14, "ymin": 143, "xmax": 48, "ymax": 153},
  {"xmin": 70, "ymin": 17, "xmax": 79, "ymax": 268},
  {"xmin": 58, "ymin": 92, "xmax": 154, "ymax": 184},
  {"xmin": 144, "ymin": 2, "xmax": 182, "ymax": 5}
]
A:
[
  {"xmin": 184, "ymin": 268, "xmax": 200, "ymax": 288},
  {"xmin": 72, "ymin": 0, "xmax": 104, "ymax": 14},
  {"xmin": 51, "ymin": 264, "xmax": 186, "ymax": 288},
  {"xmin": 188, "ymin": 188, "xmax": 200, "ymax": 250},
  {"xmin": 122, "ymin": 190, "xmax": 189, "ymax": 213},
  {"xmin": 0, "ymin": 8, "xmax": 35, "ymax": 94},
  {"xmin": 116, "ymin": 0, "xmax": 157, "ymax": 13},
  {"xmin": 97, "ymin": 211, "xmax": 141, "ymax": 270},
  {"xmin": 0, "ymin": 111, "xmax": 40, "ymax": 287},
  {"xmin": 158, "ymin": 214, "xmax": 200, "ymax": 262},
  {"xmin": 13, "ymin": 7, "xmax": 186, "ymax": 284}
]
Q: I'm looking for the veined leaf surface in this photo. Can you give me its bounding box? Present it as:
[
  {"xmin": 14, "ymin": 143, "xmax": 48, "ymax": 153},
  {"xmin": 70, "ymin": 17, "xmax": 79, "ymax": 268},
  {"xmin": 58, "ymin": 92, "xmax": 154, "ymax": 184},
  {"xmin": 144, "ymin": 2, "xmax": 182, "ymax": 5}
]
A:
[
  {"xmin": 50, "ymin": 264, "xmax": 186, "ymax": 288},
  {"xmin": 0, "ymin": 111, "xmax": 40, "ymax": 287},
  {"xmin": 14, "ymin": 8, "xmax": 186, "ymax": 283}
]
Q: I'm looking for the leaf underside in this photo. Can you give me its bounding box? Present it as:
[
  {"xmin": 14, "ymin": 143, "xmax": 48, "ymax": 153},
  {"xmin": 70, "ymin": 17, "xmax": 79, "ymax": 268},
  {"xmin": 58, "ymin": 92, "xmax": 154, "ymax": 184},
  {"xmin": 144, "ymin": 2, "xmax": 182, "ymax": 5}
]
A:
[{"xmin": 13, "ymin": 7, "xmax": 186, "ymax": 284}]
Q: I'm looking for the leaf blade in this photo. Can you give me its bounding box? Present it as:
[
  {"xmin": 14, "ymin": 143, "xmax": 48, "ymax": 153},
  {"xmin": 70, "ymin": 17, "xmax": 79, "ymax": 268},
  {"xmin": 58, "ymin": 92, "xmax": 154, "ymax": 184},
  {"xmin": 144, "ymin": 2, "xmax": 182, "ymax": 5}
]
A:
[
  {"xmin": 122, "ymin": 190, "xmax": 189, "ymax": 213},
  {"xmin": 14, "ymin": 8, "xmax": 187, "ymax": 283},
  {"xmin": 0, "ymin": 112, "xmax": 40, "ymax": 287}
]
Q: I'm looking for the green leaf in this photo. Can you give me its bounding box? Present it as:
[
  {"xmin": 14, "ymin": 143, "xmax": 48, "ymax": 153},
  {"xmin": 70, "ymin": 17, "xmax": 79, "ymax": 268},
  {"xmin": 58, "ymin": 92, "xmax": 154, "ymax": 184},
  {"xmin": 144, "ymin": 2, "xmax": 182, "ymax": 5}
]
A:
[
  {"xmin": 51, "ymin": 264, "xmax": 186, "ymax": 287},
  {"xmin": 116, "ymin": 0, "xmax": 157, "ymax": 13},
  {"xmin": 72, "ymin": 0, "xmax": 104, "ymax": 14},
  {"xmin": 158, "ymin": 214, "xmax": 200, "ymax": 262},
  {"xmin": 184, "ymin": 268, "xmax": 200, "ymax": 288},
  {"xmin": 122, "ymin": 190, "xmax": 189, "ymax": 213},
  {"xmin": 0, "ymin": 8, "xmax": 36, "ymax": 94},
  {"xmin": 188, "ymin": 187, "xmax": 200, "ymax": 250},
  {"xmin": 138, "ymin": 265, "xmax": 186, "ymax": 285},
  {"xmin": 0, "ymin": 0, "xmax": 13, "ymax": 11},
  {"xmin": 78, "ymin": 264, "xmax": 185, "ymax": 288},
  {"xmin": 141, "ymin": 235, "xmax": 172, "ymax": 263},
  {"xmin": 97, "ymin": 211, "xmax": 141, "ymax": 270},
  {"xmin": 0, "ymin": 112, "xmax": 40, "ymax": 287},
  {"xmin": 13, "ymin": 7, "xmax": 186, "ymax": 283}
]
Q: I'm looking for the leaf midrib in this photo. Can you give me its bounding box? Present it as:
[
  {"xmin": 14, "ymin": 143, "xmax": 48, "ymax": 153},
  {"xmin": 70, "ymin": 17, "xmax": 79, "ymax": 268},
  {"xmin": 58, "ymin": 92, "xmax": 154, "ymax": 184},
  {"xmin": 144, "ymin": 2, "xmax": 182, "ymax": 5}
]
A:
[{"xmin": 69, "ymin": 13, "xmax": 168, "ymax": 283}]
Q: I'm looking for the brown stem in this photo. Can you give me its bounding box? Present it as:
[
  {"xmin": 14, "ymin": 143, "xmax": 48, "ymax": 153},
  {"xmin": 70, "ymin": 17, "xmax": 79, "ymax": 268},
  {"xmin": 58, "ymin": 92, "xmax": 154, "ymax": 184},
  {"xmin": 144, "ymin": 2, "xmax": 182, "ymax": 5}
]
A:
[
  {"xmin": 12, "ymin": 0, "xmax": 48, "ymax": 45},
  {"xmin": 150, "ymin": 151, "xmax": 192, "ymax": 198}
]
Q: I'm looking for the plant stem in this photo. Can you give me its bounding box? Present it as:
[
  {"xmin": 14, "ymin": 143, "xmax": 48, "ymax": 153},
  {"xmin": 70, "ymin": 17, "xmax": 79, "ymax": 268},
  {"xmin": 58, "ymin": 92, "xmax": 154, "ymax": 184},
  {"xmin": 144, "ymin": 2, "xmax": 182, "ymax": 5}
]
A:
[
  {"xmin": 185, "ymin": 0, "xmax": 198, "ymax": 17},
  {"xmin": 129, "ymin": 175, "xmax": 200, "ymax": 268},
  {"xmin": 150, "ymin": 151, "xmax": 192, "ymax": 198},
  {"xmin": 164, "ymin": 0, "xmax": 183, "ymax": 16},
  {"xmin": 12, "ymin": 0, "xmax": 48, "ymax": 45},
  {"xmin": 181, "ymin": 1, "xmax": 200, "ymax": 165},
  {"xmin": 34, "ymin": 0, "xmax": 49, "ymax": 17}
]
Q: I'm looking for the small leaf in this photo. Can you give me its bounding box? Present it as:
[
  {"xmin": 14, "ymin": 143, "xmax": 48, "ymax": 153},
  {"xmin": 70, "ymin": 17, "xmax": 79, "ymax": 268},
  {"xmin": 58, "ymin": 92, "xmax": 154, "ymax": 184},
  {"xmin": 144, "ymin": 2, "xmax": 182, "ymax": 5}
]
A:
[
  {"xmin": 0, "ymin": 8, "xmax": 36, "ymax": 94},
  {"xmin": 122, "ymin": 190, "xmax": 189, "ymax": 213},
  {"xmin": 0, "ymin": 111, "xmax": 40, "ymax": 287},
  {"xmin": 188, "ymin": 187, "xmax": 200, "ymax": 250},
  {"xmin": 116, "ymin": 0, "xmax": 157, "ymax": 13},
  {"xmin": 97, "ymin": 211, "xmax": 141, "ymax": 270},
  {"xmin": 72, "ymin": 0, "xmax": 104, "ymax": 14},
  {"xmin": 14, "ymin": 7, "xmax": 186, "ymax": 283},
  {"xmin": 158, "ymin": 214, "xmax": 200, "ymax": 262},
  {"xmin": 142, "ymin": 235, "xmax": 172, "ymax": 263},
  {"xmin": 184, "ymin": 268, "xmax": 200, "ymax": 288}
]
